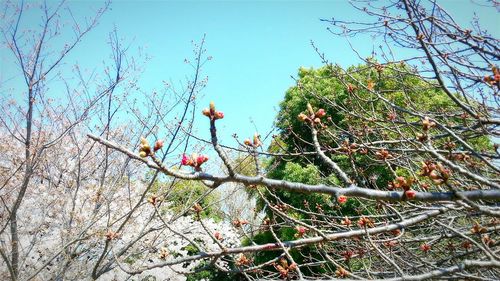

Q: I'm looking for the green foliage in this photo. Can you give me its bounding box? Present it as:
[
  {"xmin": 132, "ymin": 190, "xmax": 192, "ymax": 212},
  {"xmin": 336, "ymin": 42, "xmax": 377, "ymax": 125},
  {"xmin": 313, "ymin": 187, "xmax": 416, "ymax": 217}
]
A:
[
  {"xmin": 186, "ymin": 261, "xmax": 241, "ymax": 281},
  {"xmin": 282, "ymin": 162, "xmax": 320, "ymax": 185},
  {"xmin": 232, "ymin": 153, "xmax": 258, "ymax": 176},
  {"xmin": 247, "ymin": 62, "xmax": 480, "ymax": 273},
  {"xmin": 268, "ymin": 62, "xmax": 489, "ymax": 191},
  {"xmin": 166, "ymin": 180, "xmax": 223, "ymax": 221},
  {"xmin": 182, "ymin": 243, "xmax": 199, "ymax": 256},
  {"xmin": 148, "ymin": 174, "xmax": 223, "ymax": 221}
]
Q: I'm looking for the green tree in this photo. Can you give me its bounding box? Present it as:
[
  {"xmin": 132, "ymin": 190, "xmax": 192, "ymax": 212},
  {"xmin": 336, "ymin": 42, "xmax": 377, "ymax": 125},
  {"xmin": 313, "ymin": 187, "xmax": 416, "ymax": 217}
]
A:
[{"xmin": 250, "ymin": 62, "xmax": 490, "ymax": 269}]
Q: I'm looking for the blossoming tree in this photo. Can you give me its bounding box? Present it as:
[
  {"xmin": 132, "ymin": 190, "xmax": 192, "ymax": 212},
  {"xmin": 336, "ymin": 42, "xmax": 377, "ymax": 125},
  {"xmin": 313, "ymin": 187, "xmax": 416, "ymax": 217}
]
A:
[{"xmin": 2, "ymin": 0, "xmax": 499, "ymax": 280}]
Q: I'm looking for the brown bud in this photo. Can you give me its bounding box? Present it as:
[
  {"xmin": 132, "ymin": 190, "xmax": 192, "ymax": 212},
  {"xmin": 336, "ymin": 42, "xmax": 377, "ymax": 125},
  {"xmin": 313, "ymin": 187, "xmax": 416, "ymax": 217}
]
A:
[
  {"xmin": 192, "ymin": 203, "xmax": 203, "ymax": 213},
  {"xmin": 202, "ymin": 108, "xmax": 211, "ymax": 117},
  {"xmin": 253, "ymin": 133, "xmax": 262, "ymax": 147},
  {"xmin": 297, "ymin": 113, "xmax": 308, "ymax": 122},
  {"xmin": 422, "ymin": 116, "xmax": 436, "ymax": 131}
]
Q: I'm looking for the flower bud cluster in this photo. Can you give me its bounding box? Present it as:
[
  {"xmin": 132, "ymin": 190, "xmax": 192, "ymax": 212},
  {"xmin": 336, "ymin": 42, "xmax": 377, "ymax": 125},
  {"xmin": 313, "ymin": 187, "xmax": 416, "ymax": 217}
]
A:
[
  {"xmin": 470, "ymin": 222, "xmax": 487, "ymax": 234},
  {"xmin": 294, "ymin": 226, "xmax": 308, "ymax": 238},
  {"xmin": 202, "ymin": 101, "xmax": 224, "ymax": 120},
  {"xmin": 105, "ymin": 230, "xmax": 119, "ymax": 241},
  {"xmin": 297, "ymin": 103, "xmax": 327, "ymax": 125},
  {"xmin": 335, "ymin": 266, "xmax": 349, "ymax": 278},
  {"xmin": 139, "ymin": 137, "xmax": 163, "ymax": 158},
  {"xmin": 342, "ymin": 250, "xmax": 354, "ymax": 261},
  {"xmin": 420, "ymin": 243, "xmax": 431, "ymax": 252},
  {"xmin": 385, "ymin": 240, "xmax": 398, "ymax": 248},
  {"xmin": 341, "ymin": 217, "xmax": 352, "ymax": 226},
  {"xmin": 243, "ymin": 133, "xmax": 262, "ymax": 148},
  {"xmin": 274, "ymin": 258, "xmax": 296, "ymax": 278},
  {"xmin": 357, "ymin": 216, "xmax": 374, "ymax": 228},
  {"xmin": 214, "ymin": 231, "xmax": 223, "ymax": 240},
  {"xmin": 232, "ymin": 219, "xmax": 249, "ymax": 228},
  {"xmin": 339, "ymin": 140, "xmax": 358, "ymax": 155},
  {"xmin": 181, "ymin": 153, "xmax": 209, "ymax": 171},
  {"xmin": 148, "ymin": 195, "xmax": 160, "ymax": 206},
  {"xmin": 347, "ymin": 83, "xmax": 357, "ymax": 93},
  {"xmin": 192, "ymin": 203, "xmax": 203, "ymax": 213},
  {"xmin": 419, "ymin": 161, "xmax": 451, "ymax": 185},
  {"xmin": 158, "ymin": 247, "xmax": 169, "ymax": 259},
  {"xmin": 417, "ymin": 117, "xmax": 436, "ymax": 142},
  {"xmin": 375, "ymin": 148, "xmax": 393, "ymax": 160},
  {"xmin": 139, "ymin": 137, "xmax": 151, "ymax": 158},
  {"xmin": 483, "ymin": 66, "xmax": 500, "ymax": 88},
  {"xmin": 388, "ymin": 176, "xmax": 417, "ymax": 199},
  {"xmin": 235, "ymin": 253, "xmax": 251, "ymax": 266}
]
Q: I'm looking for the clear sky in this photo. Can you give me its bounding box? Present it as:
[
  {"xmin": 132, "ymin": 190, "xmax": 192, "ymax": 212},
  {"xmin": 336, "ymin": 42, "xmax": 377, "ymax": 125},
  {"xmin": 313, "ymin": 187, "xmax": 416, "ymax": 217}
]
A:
[{"xmin": 1, "ymin": 0, "xmax": 498, "ymax": 149}]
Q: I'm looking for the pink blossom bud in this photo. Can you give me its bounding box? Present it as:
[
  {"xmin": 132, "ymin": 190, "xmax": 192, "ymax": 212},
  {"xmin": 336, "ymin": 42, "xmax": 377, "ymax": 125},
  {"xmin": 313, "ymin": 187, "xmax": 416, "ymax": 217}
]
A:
[
  {"xmin": 315, "ymin": 108, "xmax": 326, "ymax": 118},
  {"xmin": 420, "ymin": 243, "xmax": 431, "ymax": 252},
  {"xmin": 214, "ymin": 231, "xmax": 223, "ymax": 240},
  {"xmin": 154, "ymin": 140, "xmax": 164, "ymax": 152},
  {"xmin": 196, "ymin": 155, "xmax": 208, "ymax": 165},
  {"xmin": 181, "ymin": 154, "xmax": 190, "ymax": 166},
  {"xmin": 214, "ymin": 111, "xmax": 224, "ymax": 120},
  {"xmin": 297, "ymin": 226, "xmax": 306, "ymax": 234},
  {"xmin": 405, "ymin": 189, "xmax": 417, "ymax": 199}
]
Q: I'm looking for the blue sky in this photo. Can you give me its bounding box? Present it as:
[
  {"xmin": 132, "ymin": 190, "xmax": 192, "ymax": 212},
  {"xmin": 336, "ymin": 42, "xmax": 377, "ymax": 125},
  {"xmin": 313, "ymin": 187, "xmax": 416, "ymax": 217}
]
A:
[
  {"xmin": 96, "ymin": 0, "xmax": 366, "ymax": 144},
  {"xmin": 1, "ymin": 0, "xmax": 498, "ymax": 150}
]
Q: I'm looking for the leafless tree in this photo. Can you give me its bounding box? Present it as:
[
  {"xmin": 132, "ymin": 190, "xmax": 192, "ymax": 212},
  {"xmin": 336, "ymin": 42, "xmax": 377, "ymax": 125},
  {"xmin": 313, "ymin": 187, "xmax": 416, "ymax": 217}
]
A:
[{"xmin": 89, "ymin": 0, "xmax": 499, "ymax": 280}]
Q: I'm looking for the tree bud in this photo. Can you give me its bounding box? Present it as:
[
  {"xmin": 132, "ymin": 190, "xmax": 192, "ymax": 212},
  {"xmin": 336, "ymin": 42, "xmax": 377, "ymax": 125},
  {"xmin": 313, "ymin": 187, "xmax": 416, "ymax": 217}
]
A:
[
  {"xmin": 192, "ymin": 203, "xmax": 203, "ymax": 213},
  {"xmin": 297, "ymin": 113, "xmax": 308, "ymax": 122},
  {"xmin": 405, "ymin": 189, "xmax": 417, "ymax": 199},
  {"xmin": 307, "ymin": 103, "xmax": 314, "ymax": 115},
  {"xmin": 214, "ymin": 111, "xmax": 224, "ymax": 120},
  {"xmin": 196, "ymin": 155, "xmax": 208, "ymax": 165},
  {"xmin": 253, "ymin": 133, "xmax": 262, "ymax": 147},
  {"xmin": 315, "ymin": 108, "xmax": 326, "ymax": 118},
  {"xmin": 181, "ymin": 154, "xmax": 190, "ymax": 166},
  {"xmin": 202, "ymin": 108, "xmax": 211, "ymax": 117},
  {"xmin": 154, "ymin": 140, "xmax": 164, "ymax": 152}
]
